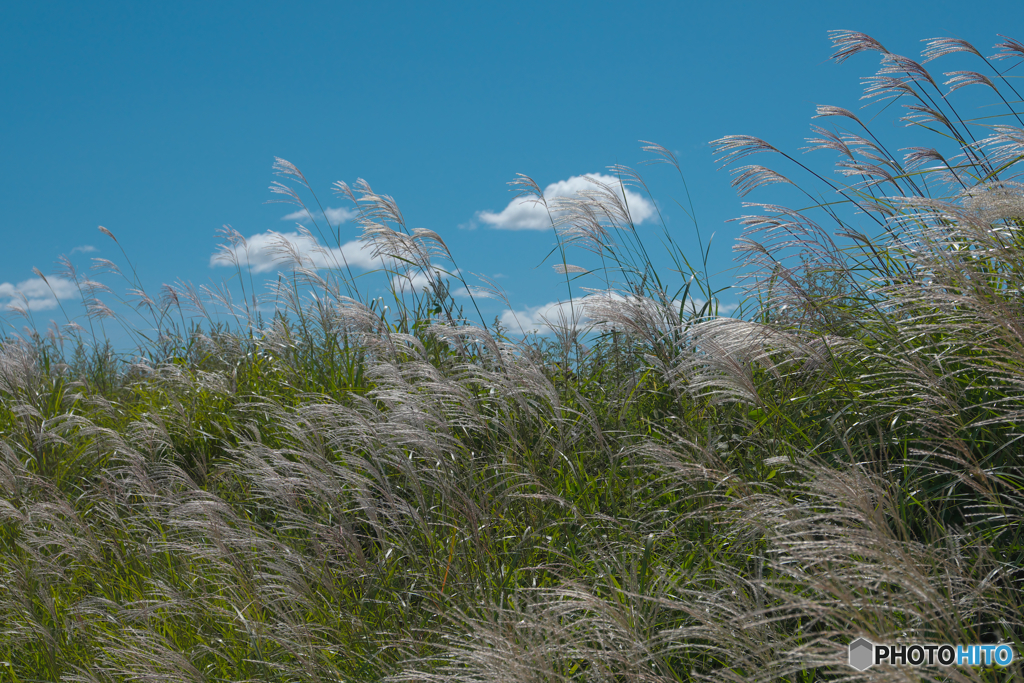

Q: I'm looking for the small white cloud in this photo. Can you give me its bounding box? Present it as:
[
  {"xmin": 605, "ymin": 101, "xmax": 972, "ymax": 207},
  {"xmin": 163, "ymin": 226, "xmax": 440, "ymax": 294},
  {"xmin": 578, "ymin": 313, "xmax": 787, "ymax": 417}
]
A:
[
  {"xmin": 391, "ymin": 270, "xmax": 434, "ymax": 294},
  {"xmin": 500, "ymin": 294, "xmax": 635, "ymax": 333},
  {"xmin": 451, "ymin": 285, "xmax": 507, "ymax": 301},
  {"xmin": 282, "ymin": 206, "xmax": 356, "ymax": 225},
  {"xmin": 0, "ymin": 276, "xmax": 79, "ymax": 312},
  {"xmin": 501, "ymin": 292, "xmax": 735, "ymax": 335},
  {"xmin": 477, "ymin": 173, "xmax": 655, "ymax": 231},
  {"xmin": 390, "ymin": 268, "xmax": 462, "ymax": 296},
  {"xmin": 500, "ymin": 299, "xmax": 587, "ymax": 334},
  {"xmin": 211, "ymin": 230, "xmax": 378, "ymax": 274},
  {"xmin": 717, "ymin": 301, "xmax": 739, "ymax": 315},
  {"xmin": 70, "ymin": 245, "xmax": 97, "ymax": 254}
]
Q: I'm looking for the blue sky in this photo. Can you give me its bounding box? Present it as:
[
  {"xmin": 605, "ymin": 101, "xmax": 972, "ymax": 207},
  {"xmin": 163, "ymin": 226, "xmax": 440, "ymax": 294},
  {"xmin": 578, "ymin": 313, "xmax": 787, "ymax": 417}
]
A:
[{"xmin": 2, "ymin": 0, "xmax": 1021, "ymax": 342}]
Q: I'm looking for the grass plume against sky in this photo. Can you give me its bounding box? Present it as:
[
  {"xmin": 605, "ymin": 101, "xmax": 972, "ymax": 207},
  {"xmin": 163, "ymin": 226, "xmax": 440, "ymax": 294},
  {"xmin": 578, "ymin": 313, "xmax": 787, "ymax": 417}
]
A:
[{"xmin": 3, "ymin": 0, "xmax": 1022, "ymax": 337}]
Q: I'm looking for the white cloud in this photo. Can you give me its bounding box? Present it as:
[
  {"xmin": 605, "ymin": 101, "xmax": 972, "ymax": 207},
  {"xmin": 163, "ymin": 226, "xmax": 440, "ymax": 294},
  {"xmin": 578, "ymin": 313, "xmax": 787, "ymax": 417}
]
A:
[
  {"xmin": 282, "ymin": 206, "xmax": 356, "ymax": 225},
  {"xmin": 390, "ymin": 269, "xmax": 463, "ymax": 296},
  {"xmin": 211, "ymin": 230, "xmax": 378, "ymax": 274},
  {"xmin": 477, "ymin": 173, "xmax": 656, "ymax": 231},
  {"xmin": 499, "ymin": 294, "xmax": 641, "ymax": 334},
  {"xmin": 70, "ymin": 245, "xmax": 97, "ymax": 254},
  {"xmin": 0, "ymin": 276, "xmax": 79, "ymax": 312},
  {"xmin": 391, "ymin": 270, "xmax": 435, "ymax": 294},
  {"xmin": 500, "ymin": 299, "xmax": 588, "ymax": 334},
  {"xmin": 501, "ymin": 292, "xmax": 736, "ymax": 335},
  {"xmin": 714, "ymin": 301, "xmax": 739, "ymax": 315}
]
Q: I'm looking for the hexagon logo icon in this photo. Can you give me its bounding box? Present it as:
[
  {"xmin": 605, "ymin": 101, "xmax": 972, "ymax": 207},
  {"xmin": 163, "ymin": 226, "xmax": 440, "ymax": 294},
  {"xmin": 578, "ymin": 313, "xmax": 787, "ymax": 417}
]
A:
[{"xmin": 849, "ymin": 638, "xmax": 874, "ymax": 671}]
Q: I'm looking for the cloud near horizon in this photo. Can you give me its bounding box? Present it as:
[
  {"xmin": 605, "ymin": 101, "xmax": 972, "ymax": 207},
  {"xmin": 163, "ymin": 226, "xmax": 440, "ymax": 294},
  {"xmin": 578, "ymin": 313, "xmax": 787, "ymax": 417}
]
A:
[
  {"xmin": 500, "ymin": 299, "xmax": 584, "ymax": 334},
  {"xmin": 211, "ymin": 230, "xmax": 378, "ymax": 274},
  {"xmin": 501, "ymin": 293, "xmax": 736, "ymax": 334},
  {"xmin": 281, "ymin": 206, "xmax": 357, "ymax": 226},
  {"xmin": 390, "ymin": 268, "xmax": 463, "ymax": 295},
  {"xmin": 477, "ymin": 173, "xmax": 656, "ymax": 231},
  {"xmin": 0, "ymin": 276, "xmax": 79, "ymax": 312}
]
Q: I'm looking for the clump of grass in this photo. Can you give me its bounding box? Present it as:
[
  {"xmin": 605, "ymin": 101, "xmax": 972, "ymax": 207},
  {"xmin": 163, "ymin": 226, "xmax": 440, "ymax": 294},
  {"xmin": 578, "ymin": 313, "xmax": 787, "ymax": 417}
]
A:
[{"xmin": 1, "ymin": 29, "xmax": 1023, "ymax": 683}]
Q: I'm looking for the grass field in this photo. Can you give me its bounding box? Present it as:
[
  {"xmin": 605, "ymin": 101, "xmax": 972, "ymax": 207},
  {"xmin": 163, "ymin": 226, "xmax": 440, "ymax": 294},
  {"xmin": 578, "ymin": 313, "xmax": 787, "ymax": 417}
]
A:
[{"xmin": 2, "ymin": 31, "xmax": 1023, "ymax": 682}]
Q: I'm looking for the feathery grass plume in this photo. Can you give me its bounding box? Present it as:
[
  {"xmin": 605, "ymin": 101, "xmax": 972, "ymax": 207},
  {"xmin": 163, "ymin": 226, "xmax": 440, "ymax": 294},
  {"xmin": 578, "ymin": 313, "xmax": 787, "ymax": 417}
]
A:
[
  {"xmin": 650, "ymin": 457, "xmax": 1021, "ymax": 682},
  {"xmin": 648, "ymin": 28, "xmax": 1024, "ymax": 680}
]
